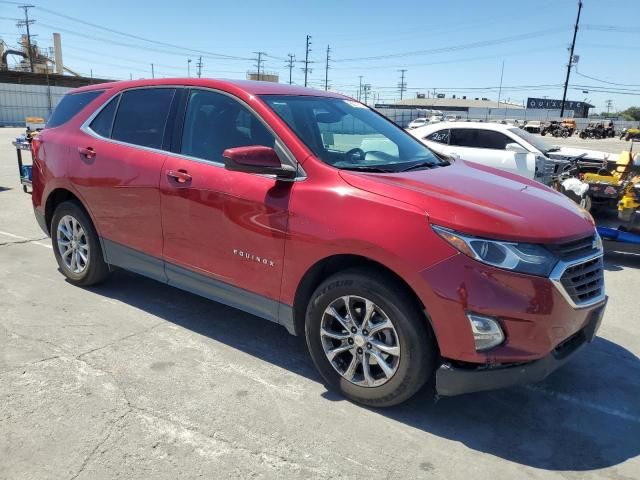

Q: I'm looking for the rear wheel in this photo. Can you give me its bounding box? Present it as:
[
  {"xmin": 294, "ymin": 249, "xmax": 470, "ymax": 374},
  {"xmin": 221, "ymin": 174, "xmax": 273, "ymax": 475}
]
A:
[
  {"xmin": 51, "ymin": 201, "xmax": 110, "ymax": 286},
  {"xmin": 305, "ymin": 269, "xmax": 435, "ymax": 407}
]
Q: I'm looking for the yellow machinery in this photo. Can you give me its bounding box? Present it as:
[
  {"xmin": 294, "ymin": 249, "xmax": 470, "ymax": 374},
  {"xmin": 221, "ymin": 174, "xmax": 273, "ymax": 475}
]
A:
[{"xmin": 582, "ymin": 149, "xmax": 640, "ymax": 222}]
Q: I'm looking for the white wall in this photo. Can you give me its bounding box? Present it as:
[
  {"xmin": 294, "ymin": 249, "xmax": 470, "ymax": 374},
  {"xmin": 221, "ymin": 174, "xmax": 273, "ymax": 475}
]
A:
[{"xmin": 0, "ymin": 83, "xmax": 70, "ymax": 126}]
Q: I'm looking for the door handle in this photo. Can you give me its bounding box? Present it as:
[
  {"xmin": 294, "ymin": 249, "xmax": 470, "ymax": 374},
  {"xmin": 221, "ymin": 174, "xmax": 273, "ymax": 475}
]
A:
[
  {"xmin": 78, "ymin": 147, "xmax": 96, "ymax": 159},
  {"xmin": 167, "ymin": 169, "xmax": 192, "ymax": 183}
]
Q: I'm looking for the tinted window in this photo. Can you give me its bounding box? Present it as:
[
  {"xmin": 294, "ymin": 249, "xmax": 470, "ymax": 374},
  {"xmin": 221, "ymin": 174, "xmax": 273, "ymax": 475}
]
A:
[
  {"xmin": 181, "ymin": 89, "xmax": 275, "ymax": 162},
  {"xmin": 89, "ymin": 95, "xmax": 119, "ymax": 138},
  {"xmin": 111, "ymin": 88, "xmax": 176, "ymax": 149},
  {"xmin": 425, "ymin": 129, "xmax": 449, "ymax": 144},
  {"xmin": 476, "ymin": 130, "xmax": 511, "ymax": 149},
  {"xmin": 449, "ymin": 129, "xmax": 511, "ymax": 150},
  {"xmin": 47, "ymin": 90, "xmax": 103, "ymax": 128}
]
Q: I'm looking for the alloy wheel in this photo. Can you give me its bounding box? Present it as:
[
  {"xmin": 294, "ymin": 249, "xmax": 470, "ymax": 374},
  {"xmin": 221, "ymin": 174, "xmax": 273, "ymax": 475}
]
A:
[
  {"xmin": 320, "ymin": 295, "xmax": 400, "ymax": 387},
  {"xmin": 56, "ymin": 214, "xmax": 89, "ymax": 274}
]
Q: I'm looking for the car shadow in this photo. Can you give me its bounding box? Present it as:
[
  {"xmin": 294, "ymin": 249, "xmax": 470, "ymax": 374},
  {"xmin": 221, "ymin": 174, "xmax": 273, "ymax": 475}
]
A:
[
  {"xmin": 604, "ymin": 251, "xmax": 640, "ymax": 271},
  {"xmin": 89, "ymin": 269, "xmax": 640, "ymax": 472}
]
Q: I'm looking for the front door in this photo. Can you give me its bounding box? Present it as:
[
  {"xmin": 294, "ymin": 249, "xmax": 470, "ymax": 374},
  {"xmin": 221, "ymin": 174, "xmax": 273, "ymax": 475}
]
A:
[{"xmin": 160, "ymin": 88, "xmax": 292, "ymax": 322}]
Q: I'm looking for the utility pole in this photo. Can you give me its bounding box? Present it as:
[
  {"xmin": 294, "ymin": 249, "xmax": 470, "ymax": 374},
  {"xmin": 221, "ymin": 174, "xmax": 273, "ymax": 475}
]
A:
[
  {"xmin": 398, "ymin": 69, "xmax": 408, "ymax": 100},
  {"xmin": 497, "ymin": 60, "xmax": 504, "ymax": 107},
  {"xmin": 253, "ymin": 51, "xmax": 266, "ymax": 81},
  {"xmin": 187, "ymin": 58, "xmax": 192, "ymax": 77},
  {"xmin": 286, "ymin": 54, "xmax": 295, "ymax": 85},
  {"xmin": 358, "ymin": 75, "xmax": 363, "ymax": 101},
  {"xmin": 324, "ymin": 45, "xmax": 331, "ymax": 91},
  {"xmin": 151, "ymin": 63, "xmax": 155, "ymax": 79},
  {"xmin": 196, "ymin": 56, "xmax": 203, "ymax": 78},
  {"xmin": 17, "ymin": 4, "xmax": 35, "ymax": 73},
  {"xmin": 605, "ymin": 99, "xmax": 612, "ymax": 114},
  {"xmin": 303, "ymin": 35, "xmax": 312, "ymax": 87},
  {"xmin": 363, "ymin": 84, "xmax": 371, "ymax": 105},
  {"xmin": 560, "ymin": 0, "xmax": 583, "ymax": 117}
]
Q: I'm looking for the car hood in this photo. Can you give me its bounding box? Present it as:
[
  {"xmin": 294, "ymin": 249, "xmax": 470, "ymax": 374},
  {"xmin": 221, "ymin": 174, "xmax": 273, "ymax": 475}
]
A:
[
  {"xmin": 339, "ymin": 160, "xmax": 595, "ymax": 243},
  {"xmin": 547, "ymin": 147, "xmax": 619, "ymax": 163}
]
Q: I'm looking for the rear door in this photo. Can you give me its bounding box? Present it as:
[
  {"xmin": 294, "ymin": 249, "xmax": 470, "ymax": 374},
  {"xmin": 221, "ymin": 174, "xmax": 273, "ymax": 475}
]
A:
[
  {"xmin": 72, "ymin": 87, "xmax": 178, "ymax": 280},
  {"xmin": 448, "ymin": 128, "xmax": 533, "ymax": 178},
  {"xmin": 160, "ymin": 88, "xmax": 292, "ymax": 321}
]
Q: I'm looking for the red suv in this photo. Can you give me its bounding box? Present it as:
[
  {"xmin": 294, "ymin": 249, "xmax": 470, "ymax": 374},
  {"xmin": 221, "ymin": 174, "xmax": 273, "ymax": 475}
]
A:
[{"xmin": 31, "ymin": 79, "xmax": 606, "ymax": 406}]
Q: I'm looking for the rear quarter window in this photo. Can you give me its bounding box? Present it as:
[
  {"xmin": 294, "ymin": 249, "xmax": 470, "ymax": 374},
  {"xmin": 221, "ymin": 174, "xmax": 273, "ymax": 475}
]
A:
[
  {"xmin": 425, "ymin": 129, "xmax": 449, "ymax": 144},
  {"xmin": 46, "ymin": 90, "xmax": 104, "ymax": 128}
]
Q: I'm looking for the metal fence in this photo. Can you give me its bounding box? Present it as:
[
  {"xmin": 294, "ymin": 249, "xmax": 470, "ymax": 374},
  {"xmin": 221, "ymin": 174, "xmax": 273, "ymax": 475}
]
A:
[
  {"xmin": 0, "ymin": 83, "xmax": 70, "ymax": 126},
  {"xmin": 376, "ymin": 107, "xmax": 640, "ymax": 131}
]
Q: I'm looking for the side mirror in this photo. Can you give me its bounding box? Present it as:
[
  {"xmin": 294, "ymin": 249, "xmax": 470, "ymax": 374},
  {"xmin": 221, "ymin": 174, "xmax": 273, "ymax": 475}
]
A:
[
  {"xmin": 505, "ymin": 142, "xmax": 527, "ymax": 154},
  {"xmin": 223, "ymin": 145, "xmax": 296, "ymax": 179}
]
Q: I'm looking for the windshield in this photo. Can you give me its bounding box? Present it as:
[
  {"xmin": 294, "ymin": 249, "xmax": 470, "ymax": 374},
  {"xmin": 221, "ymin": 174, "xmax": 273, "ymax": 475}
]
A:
[
  {"xmin": 508, "ymin": 127, "xmax": 556, "ymax": 153},
  {"xmin": 260, "ymin": 95, "xmax": 444, "ymax": 172}
]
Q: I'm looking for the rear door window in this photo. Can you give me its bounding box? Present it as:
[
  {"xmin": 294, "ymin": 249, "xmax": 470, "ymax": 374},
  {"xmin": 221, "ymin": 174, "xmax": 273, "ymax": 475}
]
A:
[
  {"xmin": 89, "ymin": 95, "xmax": 119, "ymax": 138},
  {"xmin": 449, "ymin": 128, "xmax": 478, "ymax": 148},
  {"xmin": 424, "ymin": 129, "xmax": 449, "ymax": 144},
  {"xmin": 111, "ymin": 88, "xmax": 176, "ymax": 149},
  {"xmin": 47, "ymin": 90, "xmax": 104, "ymax": 128}
]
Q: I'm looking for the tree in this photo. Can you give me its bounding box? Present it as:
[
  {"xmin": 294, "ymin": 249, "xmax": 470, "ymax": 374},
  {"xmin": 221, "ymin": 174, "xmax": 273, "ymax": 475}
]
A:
[{"xmin": 620, "ymin": 107, "xmax": 640, "ymax": 121}]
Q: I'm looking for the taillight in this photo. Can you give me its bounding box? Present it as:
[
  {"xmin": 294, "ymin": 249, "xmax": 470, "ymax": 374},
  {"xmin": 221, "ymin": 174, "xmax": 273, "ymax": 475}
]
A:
[{"xmin": 31, "ymin": 136, "xmax": 43, "ymax": 161}]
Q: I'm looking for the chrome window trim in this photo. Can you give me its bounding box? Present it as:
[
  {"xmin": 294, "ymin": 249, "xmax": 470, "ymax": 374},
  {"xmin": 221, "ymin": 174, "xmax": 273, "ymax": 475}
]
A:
[
  {"xmin": 549, "ymin": 248, "xmax": 606, "ymax": 309},
  {"xmin": 79, "ymin": 84, "xmax": 306, "ymax": 181}
]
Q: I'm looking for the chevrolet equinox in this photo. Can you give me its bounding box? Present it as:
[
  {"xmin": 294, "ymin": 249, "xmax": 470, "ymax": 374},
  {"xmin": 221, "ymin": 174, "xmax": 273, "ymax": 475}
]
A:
[{"xmin": 31, "ymin": 79, "xmax": 606, "ymax": 406}]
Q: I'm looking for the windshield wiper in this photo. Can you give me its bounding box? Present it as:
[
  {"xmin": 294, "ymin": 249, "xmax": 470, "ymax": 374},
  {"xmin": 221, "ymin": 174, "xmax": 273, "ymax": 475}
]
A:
[
  {"xmin": 545, "ymin": 147, "xmax": 561, "ymax": 153},
  {"xmin": 339, "ymin": 166, "xmax": 394, "ymax": 173},
  {"xmin": 400, "ymin": 161, "xmax": 441, "ymax": 172}
]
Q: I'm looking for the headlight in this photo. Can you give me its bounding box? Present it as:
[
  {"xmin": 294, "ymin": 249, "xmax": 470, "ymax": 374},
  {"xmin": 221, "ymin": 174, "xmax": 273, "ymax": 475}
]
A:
[{"xmin": 433, "ymin": 225, "xmax": 557, "ymax": 276}]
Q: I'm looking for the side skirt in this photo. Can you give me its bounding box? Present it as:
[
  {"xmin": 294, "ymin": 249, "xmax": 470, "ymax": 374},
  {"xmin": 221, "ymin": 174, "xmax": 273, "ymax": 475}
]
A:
[{"xmin": 102, "ymin": 238, "xmax": 295, "ymax": 334}]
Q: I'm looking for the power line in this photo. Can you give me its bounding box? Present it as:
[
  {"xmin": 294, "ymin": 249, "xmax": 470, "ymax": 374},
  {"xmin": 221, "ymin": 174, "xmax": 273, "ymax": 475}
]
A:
[
  {"xmin": 31, "ymin": 4, "xmax": 251, "ymax": 60},
  {"xmin": 332, "ymin": 27, "xmax": 568, "ymax": 62},
  {"xmin": 574, "ymin": 68, "xmax": 640, "ymax": 87},
  {"xmin": 560, "ymin": 0, "xmax": 582, "ymax": 117}
]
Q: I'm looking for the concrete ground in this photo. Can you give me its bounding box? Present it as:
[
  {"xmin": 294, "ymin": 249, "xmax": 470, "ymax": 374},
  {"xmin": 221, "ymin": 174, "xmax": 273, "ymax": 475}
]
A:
[
  {"xmin": 0, "ymin": 126, "xmax": 639, "ymax": 480},
  {"xmin": 534, "ymin": 133, "xmax": 634, "ymax": 155}
]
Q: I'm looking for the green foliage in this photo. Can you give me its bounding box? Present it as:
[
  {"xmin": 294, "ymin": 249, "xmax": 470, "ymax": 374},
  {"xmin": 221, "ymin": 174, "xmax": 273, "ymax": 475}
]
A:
[{"xmin": 620, "ymin": 107, "xmax": 640, "ymax": 121}]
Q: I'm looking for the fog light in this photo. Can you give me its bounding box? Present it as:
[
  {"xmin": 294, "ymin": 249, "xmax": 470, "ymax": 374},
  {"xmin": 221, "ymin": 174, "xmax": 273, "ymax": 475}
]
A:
[{"xmin": 467, "ymin": 313, "xmax": 505, "ymax": 351}]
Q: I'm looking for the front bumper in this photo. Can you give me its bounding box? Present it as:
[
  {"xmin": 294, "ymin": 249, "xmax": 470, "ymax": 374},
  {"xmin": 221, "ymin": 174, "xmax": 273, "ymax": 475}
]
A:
[{"xmin": 435, "ymin": 299, "xmax": 606, "ymax": 396}]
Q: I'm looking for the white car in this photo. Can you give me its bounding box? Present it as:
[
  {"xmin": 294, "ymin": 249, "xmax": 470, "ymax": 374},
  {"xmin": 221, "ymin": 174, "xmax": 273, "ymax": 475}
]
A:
[
  {"xmin": 407, "ymin": 117, "xmax": 428, "ymax": 129},
  {"xmin": 409, "ymin": 121, "xmax": 565, "ymax": 184}
]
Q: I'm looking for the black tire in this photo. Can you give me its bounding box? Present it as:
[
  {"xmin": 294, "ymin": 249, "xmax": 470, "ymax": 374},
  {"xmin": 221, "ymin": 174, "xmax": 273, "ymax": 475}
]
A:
[
  {"xmin": 51, "ymin": 200, "xmax": 110, "ymax": 286},
  {"xmin": 305, "ymin": 268, "xmax": 435, "ymax": 407}
]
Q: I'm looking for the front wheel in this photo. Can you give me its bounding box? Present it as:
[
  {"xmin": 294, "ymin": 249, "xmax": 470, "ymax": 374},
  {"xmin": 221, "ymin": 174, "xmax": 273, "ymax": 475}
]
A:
[
  {"xmin": 305, "ymin": 269, "xmax": 435, "ymax": 407},
  {"xmin": 51, "ymin": 201, "xmax": 110, "ymax": 286}
]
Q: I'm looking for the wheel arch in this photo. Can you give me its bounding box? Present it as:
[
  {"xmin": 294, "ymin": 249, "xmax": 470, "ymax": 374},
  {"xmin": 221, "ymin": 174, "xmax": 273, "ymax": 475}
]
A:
[
  {"xmin": 45, "ymin": 187, "xmax": 94, "ymax": 235},
  {"xmin": 291, "ymin": 254, "xmax": 428, "ymax": 338}
]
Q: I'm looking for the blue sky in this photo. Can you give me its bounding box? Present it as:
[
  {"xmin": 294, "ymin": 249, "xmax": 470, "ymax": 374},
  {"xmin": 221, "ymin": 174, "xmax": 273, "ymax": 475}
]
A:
[{"xmin": 1, "ymin": 0, "xmax": 638, "ymax": 111}]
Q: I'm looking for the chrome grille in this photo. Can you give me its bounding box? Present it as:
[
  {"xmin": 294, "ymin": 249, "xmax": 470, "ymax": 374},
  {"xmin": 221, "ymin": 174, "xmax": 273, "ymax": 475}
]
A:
[
  {"xmin": 547, "ymin": 234, "xmax": 598, "ymax": 262},
  {"xmin": 559, "ymin": 256, "xmax": 604, "ymax": 306}
]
